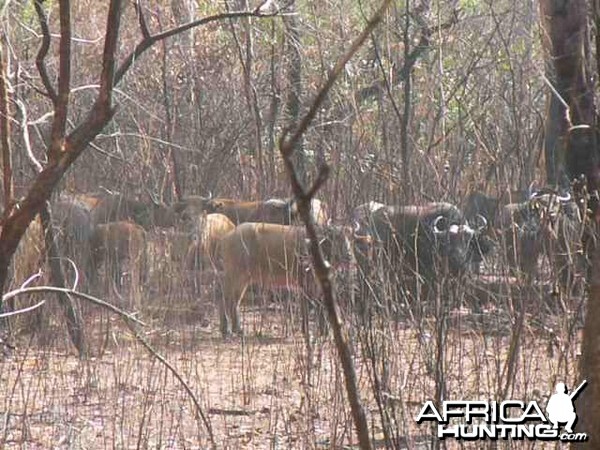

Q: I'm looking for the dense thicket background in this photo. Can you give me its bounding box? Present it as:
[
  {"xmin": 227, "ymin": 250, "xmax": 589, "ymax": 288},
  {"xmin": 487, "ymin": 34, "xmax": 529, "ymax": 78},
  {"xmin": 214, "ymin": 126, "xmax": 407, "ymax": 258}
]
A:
[{"xmin": 6, "ymin": 1, "xmax": 546, "ymax": 209}]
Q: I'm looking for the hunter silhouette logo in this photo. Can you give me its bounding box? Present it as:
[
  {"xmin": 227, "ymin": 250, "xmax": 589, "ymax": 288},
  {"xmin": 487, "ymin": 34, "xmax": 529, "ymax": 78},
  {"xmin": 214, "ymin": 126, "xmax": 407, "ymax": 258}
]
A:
[
  {"xmin": 546, "ymin": 380, "xmax": 587, "ymax": 433},
  {"xmin": 416, "ymin": 380, "xmax": 589, "ymax": 442}
]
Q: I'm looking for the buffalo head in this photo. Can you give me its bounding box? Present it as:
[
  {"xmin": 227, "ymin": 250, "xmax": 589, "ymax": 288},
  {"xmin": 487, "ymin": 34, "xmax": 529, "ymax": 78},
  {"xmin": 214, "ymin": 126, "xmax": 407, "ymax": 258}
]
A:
[{"xmin": 371, "ymin": 202, "xmax": 483, "ymax": 279}]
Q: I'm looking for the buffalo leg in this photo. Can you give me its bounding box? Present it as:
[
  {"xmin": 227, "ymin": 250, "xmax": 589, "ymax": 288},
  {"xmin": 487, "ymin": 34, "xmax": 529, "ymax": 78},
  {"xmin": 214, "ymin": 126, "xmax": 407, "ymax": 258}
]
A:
[
  {"xmin": 130, "ymin": 243, "xmax": 146, "ymax": 310},
  {"xmin": 220, "ymin": 280, "xmax": 247, "ymax": 337},
  {"xmin": 230, "ymin": 285, "xmax": 246, "ymax": 335}
]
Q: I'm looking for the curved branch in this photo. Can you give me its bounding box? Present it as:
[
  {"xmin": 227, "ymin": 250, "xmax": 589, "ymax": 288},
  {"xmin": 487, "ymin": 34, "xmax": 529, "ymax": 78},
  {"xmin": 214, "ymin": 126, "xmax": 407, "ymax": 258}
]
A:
[
  {"xmin": 114, "ymin": 9, "xmax": 278, "ymax": 86},
  {"xmin": 2, "ymin": 286, "xmax": 145, "ymax": 325},
  {"xmin": 33, "ymin": 0, "xmax": 57, "ymax": 102},
  {"xmin": 14, "ymin": 98, "xmax": 44, "ymax": 173},
  {"xmin": 0, "ymin": 300, "xmax": 45, "ymax": 318}
]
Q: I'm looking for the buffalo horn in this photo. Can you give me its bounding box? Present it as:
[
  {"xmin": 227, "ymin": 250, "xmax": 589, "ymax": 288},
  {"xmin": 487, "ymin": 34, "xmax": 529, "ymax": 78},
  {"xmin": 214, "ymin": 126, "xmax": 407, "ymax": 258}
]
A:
[
  {"xmin": 475, "ymin": 214, "xmax": 488, "ymax": 231},
  {"xmin": 433, "ymin": 215, "xmax": 446, "ymax": 233}
]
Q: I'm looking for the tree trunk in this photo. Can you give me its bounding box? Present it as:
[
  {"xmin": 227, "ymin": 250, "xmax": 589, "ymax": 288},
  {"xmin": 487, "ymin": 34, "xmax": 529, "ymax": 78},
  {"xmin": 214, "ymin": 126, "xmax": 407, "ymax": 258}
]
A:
[
  {"xmin": 283, "ymin": 1, "xmax": 307, "ymax": 187},
  {"xmin": 540, "ymin": 0, "xmax": 594, "ymax": 188},
  {"xmin": 539, "ymin": 0, "xmax": 595, "ymax": 126},
  {"xmin": 539, "ymin": 0, "xmax": 599, "ymax": 444},
  {"xmin": 543, "ymin": 89, "xmax": 569, "ymax": 187}
]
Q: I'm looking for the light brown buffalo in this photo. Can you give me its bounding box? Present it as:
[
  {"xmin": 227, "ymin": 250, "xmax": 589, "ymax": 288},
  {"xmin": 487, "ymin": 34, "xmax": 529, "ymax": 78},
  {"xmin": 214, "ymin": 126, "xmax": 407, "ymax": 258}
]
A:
[
  {"xmin": 207, "ymin": 198, "xmax": 296, "ymax": 225},
  {"xmin": 89, "ymin": 221, "xmax": 147, "ymax": 308},
  {"xmin": 69, "ymin": 192, "xmax": 104, "ymax": 211},
  {"xmin": 217, "ymin": 222, "xmax": 367, "ymax": 336},
  {"xmin": 186, "ymin": 213, "xmax": 236, "ymax": 271}
]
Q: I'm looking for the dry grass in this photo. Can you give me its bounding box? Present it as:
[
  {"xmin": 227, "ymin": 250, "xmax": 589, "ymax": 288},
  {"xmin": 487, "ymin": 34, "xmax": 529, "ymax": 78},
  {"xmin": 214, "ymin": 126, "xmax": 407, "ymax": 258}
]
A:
[
  {"xmin": 2, "ymin": 223, "xmax": 585, "ymax": 449},
  {"xmin": 0, "ymin": 292, "xmax": 583, "ymax": 449}
]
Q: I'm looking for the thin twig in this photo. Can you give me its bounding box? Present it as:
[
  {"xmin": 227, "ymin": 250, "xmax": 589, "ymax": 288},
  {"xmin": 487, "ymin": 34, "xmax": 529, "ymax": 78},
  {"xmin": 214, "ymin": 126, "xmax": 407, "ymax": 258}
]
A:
[
  {"xmin": 14, "ymin": 98, "xmax": 43, "ymax": 173},
  {"xmin": 0, "ymin": 300, "xmax": 46, "ymax": 318},
  {"xmin": 278, "ymin": 2, "xmax": 392, "ymax": 449},
  {"xmin": 19, "ymin": 270, "xmax": 43, "ymax": 289},
  {"xmin": 2, "ymin": 286, "xmax": 146, "ymax": 326},
  {"xmin": 539, "ymin": 70, "xmax": 573, "ymax": 128}
]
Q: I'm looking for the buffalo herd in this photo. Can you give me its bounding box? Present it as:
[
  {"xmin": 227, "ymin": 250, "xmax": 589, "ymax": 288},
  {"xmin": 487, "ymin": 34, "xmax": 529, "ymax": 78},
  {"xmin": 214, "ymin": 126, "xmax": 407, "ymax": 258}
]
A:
[{"xmin": 38, "ymin": 186, "xmax": 587, "ymax": 337}]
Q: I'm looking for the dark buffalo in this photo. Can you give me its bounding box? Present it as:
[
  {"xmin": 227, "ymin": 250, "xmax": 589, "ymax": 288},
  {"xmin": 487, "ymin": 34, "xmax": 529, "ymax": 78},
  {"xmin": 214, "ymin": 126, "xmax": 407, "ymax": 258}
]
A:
[
  {"xmin": 174, "ymin": 195, "xmax": 218, "ymax": 223},
  {"xmin": 463, "ymin": 188, "xmax": 545, "ymax": 272},
  {"xmin": 51, "ymin": 196, "xmax": 94, "ymax": 286},
  {"xmin": 89, "ymin": 221, "xmax": 147, "ymax": 308},
  {"xmin": 497, "ymin": 189, "xmax": 577, "ymax": 279},
  {"xmin": 91, "ymin": 193, "xmax": 186, "ymax": 229},
  {"xmin": 368, "ymin": 202, "xmax": 486, "ymax": 280},
  {"xmin": 464, "ymin": 192, "xmax": 501, "ymax": 228},
  {"xmin": 463, "ymin": 188, "xmax": 534, "ymax": 228}
]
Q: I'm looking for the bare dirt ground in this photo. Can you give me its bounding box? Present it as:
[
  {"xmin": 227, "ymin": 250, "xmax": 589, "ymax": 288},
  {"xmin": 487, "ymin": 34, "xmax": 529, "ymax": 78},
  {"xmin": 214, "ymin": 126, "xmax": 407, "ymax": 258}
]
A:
[{"xmin": 0, "ymin": 290, "xmax": 583, "ymax": 450}]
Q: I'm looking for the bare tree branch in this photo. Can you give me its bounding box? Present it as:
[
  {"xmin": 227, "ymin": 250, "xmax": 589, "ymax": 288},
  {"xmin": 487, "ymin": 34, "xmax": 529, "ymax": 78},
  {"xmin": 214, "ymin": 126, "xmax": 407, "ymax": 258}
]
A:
[
  {"xmin": 0, "ymin": 37, "xmax": 13, "ymax": 211},
  {"xmin": 3, "ymin": 285, "xmax": 146, "ymax": 326},
  {"xmin": 14, "ymin": 99, "xmax": 44, "ymax": 173},
  {"xmin": 33, "ymin": 0, "xmax": 57, "ymax": 102},
  {"xmin": 134, "ymin": 0, "xmax": 151, "ymax": 40},
  {"xmin": 0, "ymin": 300, "xmax": 45, "ymax": 318},
  {"xmin": 48, "ymin": 0, "xmax": 72, "ymax": 161},
  {"xmin": 114, "ymin": 9, "xmax": 279, "ymax": 86},
  {"xmin": 98, "ymin": 0, "xmax": 122, "ymax": 110},
  {"xmin": 64, "ymin": 0, "xmax": 123, "ymax": 158}
]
